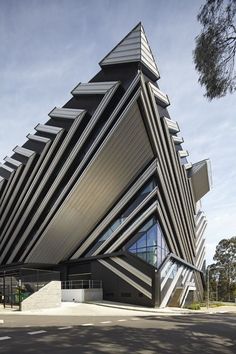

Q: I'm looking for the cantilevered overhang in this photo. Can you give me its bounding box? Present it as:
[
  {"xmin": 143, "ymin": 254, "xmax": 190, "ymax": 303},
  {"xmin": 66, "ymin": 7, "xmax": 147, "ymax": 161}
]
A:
[
  {"xmin": 26, "ymin": 100, "xmax": 154, "ymax": 264},
  {"xmin": 189, "ymin": 159, "xmax": 212, "ymax": 202}
]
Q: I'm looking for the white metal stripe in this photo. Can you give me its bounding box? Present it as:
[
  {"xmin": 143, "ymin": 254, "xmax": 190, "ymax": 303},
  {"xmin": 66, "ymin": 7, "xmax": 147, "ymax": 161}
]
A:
[
  {"xmin": 105, "ymin": 202, "xmax": 158, "ymax": 254},
  {"xmin": 21, "ymin": 79, "xmax": 124, "ymax": 262},
  {"xmin": 196, "ymin": 246, "xmax": 205, "ymax": 268},
  {"xmin": 180, "ymin": 271, "xmax": 194, "ymax": 305},
  {"xmin": 196, "ymin": 237, "xmax": 205, "ymax": 255},
  {"xmin": 149, "ymin": 83, "xmax": 169, "ymax": 107},
  {"xmin": 114, "ymin": 43, "xmax": 142, "ymax": 52},
  {"xmin": 172, "ymin": 136, "xmax": 184, "ymax": 144},
  {"xmin": 13, "ymin": 146, "xmax": 35, "ymax": 157},
  {"xmin": 3, "ymin": 112, "xmax": 86, "ymax": 263},
  {"xmin": 101, "ymin": 55, "xmax": 140, "ymax": 64},
  {"xmin": 182, "ymin": 269, "xmax": 191, "ymax": 285},
  {"xmin": 112, "ymin": 257, "xmax": 152, "ymax": 286},
  {"xmin": 0, "ymin": 163, "xmax": 14, "ymax": 173},
  {"xmin": 196, "ymin": 222, "xmax": 207, "ymax": 243},
  {"xmin": 180, "ymin": 268, "xmax": 188, "ymax": 284},
  {"xmin": 195, "ymin": 210, "xmax": 205, "ymax": 224},
  {"xmin": 163, "ymin": 117, "xmax": 180, "ymax": 134},
  {"xmin": 3, "ymin": 157, "xmax": 22, "ymax": 167},
  {"xmin": 22, "ymin": 86, "xmax": 143, "ymax": 263},
  {"xmin": 93, "ymin": 190, "xmax": 157, "ymax": 256},
  {"xmin": 161, "ymin": 263, "xmax": 176, "ymax": 291},
  {"xmin": 27, "ymin": 134, "xmax": 51, "ymax": 144},
  {"xmin": 178, "ymin": 150, "xmax": 189, "ymax": 158},
  {"xmin": 141, "ymin": 45, "xmax": 155, "ymax": 62},
  {"xmin": 100, "ymin": 24, "xmax": 159, "ymax": 78},
  {"xmin": 72, "ymin": 81, "xmax": 118, "ymax": 95},
  {"xmin": 35, "ymin": 124, "xmax": 63, "ymax": 135},
  {"xmin": 49, "ymin": 107, "xmax": 85, "ymax": 119},
  {"xmin": 98, "ymin": 259, "xmax": 152, "ymax": 299},
  {"xmin": 160, "ymin": 260, "xmax": 172, "ymax": 279},
  {"xmin": 184, "ymin": 162, "xmax": 192, "ymax": 170},
  {"xmin": 160, "ymin": 266, "xmax": 184, "ymax": 308},
  {"xmin": 141, "ymin": 53, "xmax": 158, "ymax": 73},
  {"xmin": 0, "ymin": 132, "xmax": 62, "ymax": 251},
  {"xmin": 72, "ymin": 159, "xmax": 157, "ymax": 258},
  {"xmin": 196, "ymin": 213, "xmax": 206, "ymax": 232}
]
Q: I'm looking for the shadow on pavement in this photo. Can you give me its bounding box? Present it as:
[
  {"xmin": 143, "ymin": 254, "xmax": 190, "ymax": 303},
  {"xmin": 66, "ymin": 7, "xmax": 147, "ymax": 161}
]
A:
[{"xmin": 0, "ymin": 314, "xmax": 235, "ymax": 354}]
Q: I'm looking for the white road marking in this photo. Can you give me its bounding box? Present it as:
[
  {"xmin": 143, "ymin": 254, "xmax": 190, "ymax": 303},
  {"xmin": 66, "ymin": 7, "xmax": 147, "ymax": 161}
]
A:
[
  {"xmin": 28, "ymin": 330, "xmax": 47, "ymax": 335},
  {"xmin": 58, "ymin": 326, "xmax": 73, "ymax": 330},
  {"xmin": 0, "ymin": 336, "xmax": 11, "ymax": 341},
  {"xmin": 100, "ymin": 321, "xmax": 112, "ymax": 324},
  {"xmin": 117, "ymin": 319, "xmax": 127, "ymax": 322},
  {"xmin": 0, "ymin": 320, "xmax": 4, "ymax": 324},
  {"xmin": 131, "ymin": 318, "xmax": 139, "ymax": 321},
  {"xmin": 81, "ymin": 323, "xmax": 94, "ymax": 326}
]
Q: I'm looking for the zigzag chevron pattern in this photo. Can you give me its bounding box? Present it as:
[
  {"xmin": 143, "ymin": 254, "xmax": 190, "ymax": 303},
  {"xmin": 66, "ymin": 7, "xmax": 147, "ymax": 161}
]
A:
[{"xmin": 0, "ymin": 23, "xmax": 211, "ymax": 307}]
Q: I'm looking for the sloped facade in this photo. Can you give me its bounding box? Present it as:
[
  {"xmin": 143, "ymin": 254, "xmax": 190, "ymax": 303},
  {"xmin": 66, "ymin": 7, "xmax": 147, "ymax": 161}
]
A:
[{"xmin": 0, "ymin": 23, "xmax": 211, "ymax": 307}]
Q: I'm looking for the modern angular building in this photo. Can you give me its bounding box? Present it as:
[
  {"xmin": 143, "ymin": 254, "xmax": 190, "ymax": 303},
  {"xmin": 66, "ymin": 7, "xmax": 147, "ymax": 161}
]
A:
[{"xmin": 0, "ymin": 23, "xmax": 211, "ymax": 307}]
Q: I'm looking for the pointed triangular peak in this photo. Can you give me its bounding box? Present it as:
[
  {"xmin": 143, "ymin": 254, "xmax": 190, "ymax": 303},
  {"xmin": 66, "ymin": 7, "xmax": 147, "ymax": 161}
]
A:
[{"xmin": 100, "ymin": 23, "xmax": 160, "ymax": 80}]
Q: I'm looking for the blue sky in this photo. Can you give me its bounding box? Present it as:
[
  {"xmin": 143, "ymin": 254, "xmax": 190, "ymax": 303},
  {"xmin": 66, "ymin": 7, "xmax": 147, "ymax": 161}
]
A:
[{"xmin": 0, "ymin": 0, "xmax": 235, "ymax": 265}]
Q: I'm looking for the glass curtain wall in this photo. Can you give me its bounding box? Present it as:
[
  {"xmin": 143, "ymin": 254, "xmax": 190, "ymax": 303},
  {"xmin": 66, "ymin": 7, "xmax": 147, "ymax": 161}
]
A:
[
  {"xmin": 84, "ymin": 177, "xmax": 157, "ymax": 257},
  {"xmin": 127, "ymin": 217, "xmax": 169, "ymax": 268}
]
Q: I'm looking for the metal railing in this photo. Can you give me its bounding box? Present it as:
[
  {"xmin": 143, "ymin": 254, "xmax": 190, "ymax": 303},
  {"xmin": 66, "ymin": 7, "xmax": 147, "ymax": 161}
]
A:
[
  {"xmin": 61, "ymin": 280, "xmax": 102, "ymax": 289},
  {"xmin": 0, "ymin": 268, "xmax": 60, "ymax": 310}
]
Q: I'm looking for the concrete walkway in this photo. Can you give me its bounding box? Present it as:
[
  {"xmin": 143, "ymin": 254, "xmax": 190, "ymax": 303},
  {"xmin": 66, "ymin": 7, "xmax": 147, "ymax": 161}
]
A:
[{"xmin": 0, "ymin": 301, "xmax": 236, "ymax": 317}]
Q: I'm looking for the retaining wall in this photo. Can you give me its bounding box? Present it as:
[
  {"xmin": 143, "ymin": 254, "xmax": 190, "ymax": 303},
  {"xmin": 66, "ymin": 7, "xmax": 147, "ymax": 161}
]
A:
[
  {"xmin": 21, "ymin": 281, "xmax": 61, "ymax": 311},
  {"xmin": 62, "ymin": 288, "xmax": 103, "ymax": 302}
]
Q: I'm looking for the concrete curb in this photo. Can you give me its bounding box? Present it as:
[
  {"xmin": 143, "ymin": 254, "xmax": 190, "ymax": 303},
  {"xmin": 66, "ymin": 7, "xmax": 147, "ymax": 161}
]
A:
[{"xmin": 86, "ymin": 302, "xmax": 193, "ymax": 314}]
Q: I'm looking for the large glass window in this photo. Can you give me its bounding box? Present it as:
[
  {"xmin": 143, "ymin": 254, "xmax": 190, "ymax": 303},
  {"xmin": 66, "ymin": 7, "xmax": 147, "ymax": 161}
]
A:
[
  {"xmin": 127, "ymin": 217, "xmax": 169, "ymax": 268},
  {"xmin": 84, "ymin": 177, "xmax": 157, "ymax": 257}
]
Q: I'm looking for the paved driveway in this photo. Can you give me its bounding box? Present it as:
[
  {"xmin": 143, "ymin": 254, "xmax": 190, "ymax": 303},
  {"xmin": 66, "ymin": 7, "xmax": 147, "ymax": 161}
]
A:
[{"xmin": 0, "ymin": 312, "xmax": 235, "ymax": 354}]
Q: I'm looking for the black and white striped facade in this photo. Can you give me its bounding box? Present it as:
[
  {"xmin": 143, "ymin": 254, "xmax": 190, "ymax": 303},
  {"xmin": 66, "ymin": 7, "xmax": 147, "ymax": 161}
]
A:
[{"xmin": 0, "ymin": 23, "xmax": 211, "ymax": 307}]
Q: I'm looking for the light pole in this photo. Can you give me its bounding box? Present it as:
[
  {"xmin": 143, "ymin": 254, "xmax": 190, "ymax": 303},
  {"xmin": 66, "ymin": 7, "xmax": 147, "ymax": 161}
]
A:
[
  {"xmin": 207, "ymin": 266, "xmax": 211, "ymax": 309},
  {"xmin": 207, "ymin": 265, "xmax": 224, "ymax": 309}
]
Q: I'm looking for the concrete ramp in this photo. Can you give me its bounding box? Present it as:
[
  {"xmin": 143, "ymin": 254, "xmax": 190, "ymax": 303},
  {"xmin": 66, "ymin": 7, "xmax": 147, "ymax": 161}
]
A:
[{"xmin": 21, "ymin": 281, "xmax": 61, "ymax": 311}]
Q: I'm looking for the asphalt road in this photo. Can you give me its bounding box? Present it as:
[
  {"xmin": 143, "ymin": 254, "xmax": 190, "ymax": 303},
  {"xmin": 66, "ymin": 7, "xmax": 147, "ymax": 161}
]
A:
[{"xmin": 0, "ymin": 313, "xmax": 235, "ymax": 353}]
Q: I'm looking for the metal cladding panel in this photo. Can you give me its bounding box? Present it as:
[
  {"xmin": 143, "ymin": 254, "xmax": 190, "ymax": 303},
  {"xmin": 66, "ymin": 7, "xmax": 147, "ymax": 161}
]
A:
[
  {"xmin": 178, "ymin": 150, "xmax": 189, "ymax": 158},
  {"xmin": 49, "ymin": 107, "xmax": 85, "ymax": 119},
  {"xmin": 0, "ymin": 179, "xmax": 5, "ymax": 193},
  {"xmin": 100, "ymin": 23, "xmax": 159, "ymax": 79},
  {"xmin": 26, "ymin": 102, "xmax": 154, "ymax": 263},
  {"xmin": 72, "ymin": 81, "xmax": 118, "ymax": 95},
  {"xmin": 163, "ymin": 117, "xmax": 180, "ymax": 134},
  {"xmin": 173, "ymin": 136, "xmax": 184, "ymax": 145},
  {"xmin": 4, "ymin": 157, "xmax": 22, "ymax": 168},
  {"xmin": 149, "ymin": 83, "xmax": 170, "ymax": 107},
  {"xmin": 13, "ymin": 146, "xmax": 35, "ymax": 158},
  {"xmin": 0, "ymin": 163, "xmax": 14, "ymax": 173},
  {"xmin": 189, "ymin": 159, "xmax": 212, "ymax": 202},
  {"xmin": 35, "ymin": 124, "xmax": 63, "ymax": 135},
  {"xmin": 27, "ymin": 134, "xmax": 51, "ymax": 144}
]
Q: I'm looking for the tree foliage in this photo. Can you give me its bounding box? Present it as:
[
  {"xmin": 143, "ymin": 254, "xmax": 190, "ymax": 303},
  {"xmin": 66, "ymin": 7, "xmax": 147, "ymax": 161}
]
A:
[
  {"xmin": 194, "ymin": 0, "xmax": 236, "ymax": 99},
  {"xmin": 208, "ymin": 236, "xmax": 236, "ymax": 301}
]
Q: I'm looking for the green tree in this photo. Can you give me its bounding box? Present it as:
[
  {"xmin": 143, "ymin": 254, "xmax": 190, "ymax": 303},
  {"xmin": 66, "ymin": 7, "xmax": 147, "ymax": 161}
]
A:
[
  {"xmin": 194, "ymin": 0, "xmax": 236, "ymax": 99},
  {"xmin": 209, "ymin": 237, "xmax": 236, "ymax": 301}
]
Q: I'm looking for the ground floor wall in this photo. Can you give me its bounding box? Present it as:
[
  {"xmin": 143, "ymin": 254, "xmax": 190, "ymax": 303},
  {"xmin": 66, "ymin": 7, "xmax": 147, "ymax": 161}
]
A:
[
  {"xmin": 62, "ymin": 288, "xmax": 103, "ymax": 303},
  {"xmin": 59, "ymin": 254, "xmax": 204, "ymax": 308},
  {"xmin": 0, "ymin": 255, "xmax": 204, "ymax": 309}
]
